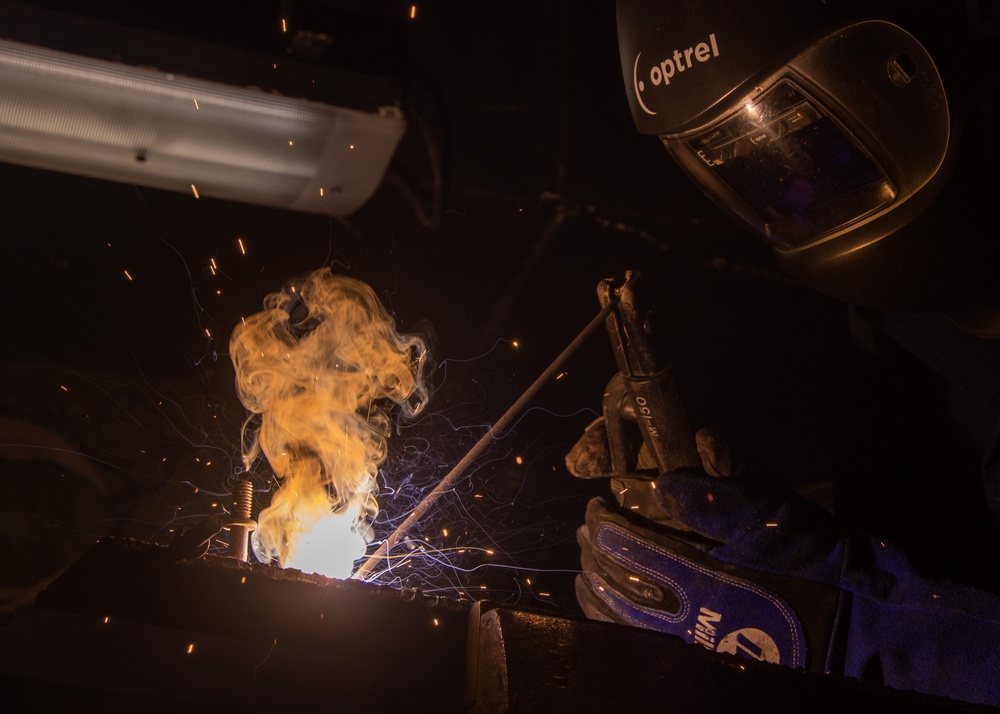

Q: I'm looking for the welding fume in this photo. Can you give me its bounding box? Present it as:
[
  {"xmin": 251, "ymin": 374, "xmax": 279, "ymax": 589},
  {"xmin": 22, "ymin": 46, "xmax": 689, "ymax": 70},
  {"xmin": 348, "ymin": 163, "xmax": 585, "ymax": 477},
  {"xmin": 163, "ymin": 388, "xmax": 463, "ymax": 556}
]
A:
[{"xmin": 229, "ymin": 268, "xmax": 430, "ymax": 580}]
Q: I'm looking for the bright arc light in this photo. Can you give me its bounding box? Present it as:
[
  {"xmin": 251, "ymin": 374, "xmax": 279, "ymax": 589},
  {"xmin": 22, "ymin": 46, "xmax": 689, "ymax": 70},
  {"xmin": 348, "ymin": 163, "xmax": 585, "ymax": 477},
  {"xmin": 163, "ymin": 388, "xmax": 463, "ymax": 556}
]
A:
[{"xmin": 284, "ymin": 510, "xmax": 368, "ymax": 580}]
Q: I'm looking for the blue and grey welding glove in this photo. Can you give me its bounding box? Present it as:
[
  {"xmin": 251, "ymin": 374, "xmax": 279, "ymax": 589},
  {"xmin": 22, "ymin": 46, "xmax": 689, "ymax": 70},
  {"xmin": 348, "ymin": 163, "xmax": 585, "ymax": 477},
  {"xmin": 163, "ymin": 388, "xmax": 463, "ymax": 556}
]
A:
[{"xmin": 569, "ymin": 420, "xmax": 1000, "ymax": 708}]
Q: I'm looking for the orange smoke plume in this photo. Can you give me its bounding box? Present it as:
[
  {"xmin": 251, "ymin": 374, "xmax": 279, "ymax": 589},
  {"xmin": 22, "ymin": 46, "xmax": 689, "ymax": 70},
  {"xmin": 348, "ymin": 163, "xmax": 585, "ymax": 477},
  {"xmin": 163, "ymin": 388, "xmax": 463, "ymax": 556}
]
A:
[{"xmin": 230, "ymin": 268, "xmax": 429, "ymax": 578}]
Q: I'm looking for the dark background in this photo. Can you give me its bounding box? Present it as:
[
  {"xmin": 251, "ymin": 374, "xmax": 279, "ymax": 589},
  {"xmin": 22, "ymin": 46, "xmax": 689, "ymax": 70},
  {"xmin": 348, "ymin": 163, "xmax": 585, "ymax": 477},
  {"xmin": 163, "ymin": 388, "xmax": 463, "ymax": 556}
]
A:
[{"xmin": 0, "ymin": 1, "xmax": 859, "ymax": 614}]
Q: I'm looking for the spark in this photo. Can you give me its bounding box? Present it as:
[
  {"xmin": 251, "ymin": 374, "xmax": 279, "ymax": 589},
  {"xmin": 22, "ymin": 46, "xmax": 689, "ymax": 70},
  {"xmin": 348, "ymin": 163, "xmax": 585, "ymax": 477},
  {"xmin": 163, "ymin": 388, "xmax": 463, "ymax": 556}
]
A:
[
  {"xmin": 432, "ymin": 618, "xmax": 439, "ymax": 626},
  {"xmin": 240, "ymin": 576, "xmax": 246, "ymax": 584},
  {"xmin": 556, "ymin": 372, "xmax": 568, "ymax": 380},
  {"xmin": 442, "ymin": 528, "xmax": 449, "ymax": 537},
  {"xmin": 410, "ymin": 5, "xmax": 417, "ymax": 19},
  {"xmin": 210, "ymin": 257, "xmax": 217, "ymax": 270},
  {"xmin": 288, "ymin": 140, "xmax": 294, "ymax": 146},
  {"xmin": 281, "ymin": 18, "xmax": 287, "ymax": 32},
  {"xmin": 319, "ymin": 187, "xmax": 324, "ymax": 196},
  {"xmin": 515, "ymin": 456, "xmax": 523, "ymax": 465},
  {"xmin": 123, "ymin": 269, "xmax": 133, "ymax": 281},
  {"xmin": 205, "ymin": 328, "xmax": 212, "ymax": 338},
  {"xmin": 707, "ymin": 493, "xmax": 714, "ymax": 502},
  {"xmin": 237, "ymin": 237, "xmax": 246, "ymax": 254},
  {"xmin": 103, "ymin": 617, "xmax": 109, "ymax": 624},
  {"xmin": 628, "ymin": 575, "xmax": 640, "ymax": 582},
  {"xmin": 349, "ymin": 144, "xmax": 355, "ymax": 150},
  {"xmin": 193, "ymin": 98, "xmax": 199, "ymax": 110},
  {"xmin": 60, "ymin": 385, "xmax": 68, "ymax": 391},
  {"xmin": 766, "ymin": 522, "xmax": 777, "ymax": 527},
  {"xmin": 187, "ymin": 643, "xmax": 195, "ymax": 654},
  {"xmin": 190, "ymin": 184, "xmax": 200, "ymax": 199},
  {"xmin": 512, "ymin": 340, "xmax": 519, "ymax": 348}
]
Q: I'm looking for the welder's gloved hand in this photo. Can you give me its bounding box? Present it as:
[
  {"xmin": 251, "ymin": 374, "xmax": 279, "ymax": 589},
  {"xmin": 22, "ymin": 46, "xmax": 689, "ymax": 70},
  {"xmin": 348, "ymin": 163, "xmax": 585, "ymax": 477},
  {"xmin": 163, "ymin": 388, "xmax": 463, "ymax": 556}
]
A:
[{"xmin": 568, "ymin": 418, "xmax": 1000, "ymax": 708}]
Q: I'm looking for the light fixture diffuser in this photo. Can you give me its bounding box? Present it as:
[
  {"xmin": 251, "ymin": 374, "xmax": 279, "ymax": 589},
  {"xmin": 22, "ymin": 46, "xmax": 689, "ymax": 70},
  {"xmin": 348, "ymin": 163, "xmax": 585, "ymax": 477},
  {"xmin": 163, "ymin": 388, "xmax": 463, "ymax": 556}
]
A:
[{"xmin": 0, "ymin": 36, "xmax": 406, "ymax": 215}]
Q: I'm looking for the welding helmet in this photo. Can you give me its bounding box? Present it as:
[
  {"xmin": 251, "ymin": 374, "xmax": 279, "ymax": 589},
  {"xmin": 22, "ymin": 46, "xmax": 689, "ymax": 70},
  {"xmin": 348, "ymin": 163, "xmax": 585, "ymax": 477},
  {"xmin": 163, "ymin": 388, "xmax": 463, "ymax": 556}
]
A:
[{"xmin": 617, "ymin": 0, "xmax": 1000, "ymax": 332}]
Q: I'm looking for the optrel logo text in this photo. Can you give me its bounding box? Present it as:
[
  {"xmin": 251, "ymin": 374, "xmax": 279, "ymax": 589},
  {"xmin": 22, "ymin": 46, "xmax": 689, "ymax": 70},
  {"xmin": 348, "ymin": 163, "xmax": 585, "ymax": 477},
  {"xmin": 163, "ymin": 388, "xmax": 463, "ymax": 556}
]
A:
[{"xmin": 633, "ymin": 33, "xmax": 720, "ymax": 115}]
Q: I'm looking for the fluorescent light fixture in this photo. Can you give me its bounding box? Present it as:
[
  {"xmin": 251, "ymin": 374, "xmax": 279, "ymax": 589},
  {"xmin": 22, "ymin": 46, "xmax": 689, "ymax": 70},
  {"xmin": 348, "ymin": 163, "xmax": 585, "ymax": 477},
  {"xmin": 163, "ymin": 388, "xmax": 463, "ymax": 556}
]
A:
[{"xmin": 0, "ymin": 36, "xmax": 406, "ymax": 215}]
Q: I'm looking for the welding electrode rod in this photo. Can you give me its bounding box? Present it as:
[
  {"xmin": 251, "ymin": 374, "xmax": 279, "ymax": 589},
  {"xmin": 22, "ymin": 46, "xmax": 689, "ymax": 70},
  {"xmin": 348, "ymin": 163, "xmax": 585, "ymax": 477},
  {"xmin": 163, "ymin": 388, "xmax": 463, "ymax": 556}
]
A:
[{"xmin": 351, "ymin": 301, "xmax": 616, "ymax": 581}]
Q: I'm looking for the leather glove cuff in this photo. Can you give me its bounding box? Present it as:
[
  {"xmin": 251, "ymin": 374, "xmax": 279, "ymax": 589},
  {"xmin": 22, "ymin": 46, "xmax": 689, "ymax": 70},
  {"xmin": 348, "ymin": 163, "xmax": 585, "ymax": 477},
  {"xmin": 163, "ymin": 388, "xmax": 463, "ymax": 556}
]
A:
[{"xmin": 578, "ymin": 497, "xmax": 845, "ymax": 672}]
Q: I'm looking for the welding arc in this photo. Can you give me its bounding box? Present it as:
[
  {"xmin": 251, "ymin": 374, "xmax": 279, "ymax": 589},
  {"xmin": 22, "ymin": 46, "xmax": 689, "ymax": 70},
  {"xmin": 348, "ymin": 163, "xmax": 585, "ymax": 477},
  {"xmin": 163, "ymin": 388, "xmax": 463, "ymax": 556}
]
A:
[{"xmin": 351, "ymin": 301, "xmax": 616, "ymax": 581}]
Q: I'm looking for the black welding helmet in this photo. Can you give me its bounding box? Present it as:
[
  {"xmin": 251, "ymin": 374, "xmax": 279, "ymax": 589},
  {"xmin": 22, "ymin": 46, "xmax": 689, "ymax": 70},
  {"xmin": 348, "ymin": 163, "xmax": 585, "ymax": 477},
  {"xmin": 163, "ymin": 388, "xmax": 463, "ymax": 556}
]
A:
[{"xmin": 617, "ymin": 0, "xmax": 999, "ymax": 330}]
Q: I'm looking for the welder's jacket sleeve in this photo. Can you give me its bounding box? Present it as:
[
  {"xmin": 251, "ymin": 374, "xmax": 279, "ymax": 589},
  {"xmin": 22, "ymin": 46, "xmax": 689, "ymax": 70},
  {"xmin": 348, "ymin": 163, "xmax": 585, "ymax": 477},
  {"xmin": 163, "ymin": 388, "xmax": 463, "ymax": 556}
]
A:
[{"xmin": 577, "ymin": 467, "xmax": 1000, "ymax": 708}]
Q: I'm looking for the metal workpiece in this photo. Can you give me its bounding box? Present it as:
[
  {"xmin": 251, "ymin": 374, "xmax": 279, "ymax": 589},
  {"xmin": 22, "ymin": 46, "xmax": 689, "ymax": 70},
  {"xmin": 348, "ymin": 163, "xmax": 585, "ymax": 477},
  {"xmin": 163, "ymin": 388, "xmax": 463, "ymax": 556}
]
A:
[
  {"xmin": 465, "ymin": 603, "xmax": 985, "ymax": 714},
  {"xmin": 10, "ymin": 537, "xmax": 470, "ymax": 712},
  {"xmin": 1, "ymin": 539, "xmax": 987, "ymax": 712}
]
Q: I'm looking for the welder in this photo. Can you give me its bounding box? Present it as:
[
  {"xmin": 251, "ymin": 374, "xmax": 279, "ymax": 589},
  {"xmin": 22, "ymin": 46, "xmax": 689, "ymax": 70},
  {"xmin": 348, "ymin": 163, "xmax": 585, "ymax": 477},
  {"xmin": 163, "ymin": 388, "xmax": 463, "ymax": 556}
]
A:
[{"xmin": 569, "ymin": 1, "xmax": 1000, "ymax": 708}]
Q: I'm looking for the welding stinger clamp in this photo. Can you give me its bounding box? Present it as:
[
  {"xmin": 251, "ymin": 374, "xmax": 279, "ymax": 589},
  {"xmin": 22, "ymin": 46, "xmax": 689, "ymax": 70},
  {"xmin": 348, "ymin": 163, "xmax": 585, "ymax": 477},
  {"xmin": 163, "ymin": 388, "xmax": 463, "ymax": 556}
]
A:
[{"xmin": 598, "ymin": 271, "xmax": 700, "ymax": 477}]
